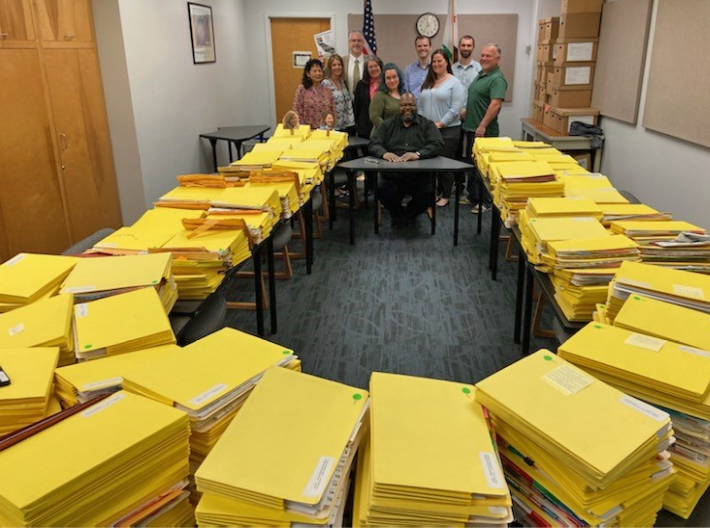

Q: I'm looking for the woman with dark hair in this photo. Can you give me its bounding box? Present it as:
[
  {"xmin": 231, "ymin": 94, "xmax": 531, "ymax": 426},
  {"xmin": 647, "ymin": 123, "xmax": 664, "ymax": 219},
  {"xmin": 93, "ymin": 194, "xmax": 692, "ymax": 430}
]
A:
[
  {"xmin": 352, "ymin": 55, "xmax": 383, "ymax": 138},
  {"xmin": 369, "ymin": 63, "xmax": 406, "ymax": 136},
  {"xmin": 322, "ymin": 54, "xmax": 355, "ymax": 134},
  {"xmin": 418, "ymin": 49, "xmax": 465, "ymax": 207},
  {"xmin": 293, "ymin": 59, "xmax": 335, "ymax": 129}
]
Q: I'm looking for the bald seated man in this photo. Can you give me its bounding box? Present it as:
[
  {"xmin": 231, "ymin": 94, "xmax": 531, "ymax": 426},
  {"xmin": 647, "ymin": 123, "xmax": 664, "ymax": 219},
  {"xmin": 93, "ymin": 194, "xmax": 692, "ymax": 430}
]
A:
[{"xmin": 369, "ymin": 93, "xmax": 444, "ymax": 227}]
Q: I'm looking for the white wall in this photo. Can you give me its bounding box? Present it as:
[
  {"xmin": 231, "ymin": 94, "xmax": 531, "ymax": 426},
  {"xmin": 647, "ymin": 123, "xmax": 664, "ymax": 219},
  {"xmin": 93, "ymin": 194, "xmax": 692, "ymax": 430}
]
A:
[
  {"xmin": 94, "ymin": 0, "xmax": 250, "ymax": 221},
  {"xmin": 242, "ymin": 0, "xmax": 539, "ymax": 139},
  {"xmin": 599, "ymin": 0, "xmax": 710, "ymax": 229}
]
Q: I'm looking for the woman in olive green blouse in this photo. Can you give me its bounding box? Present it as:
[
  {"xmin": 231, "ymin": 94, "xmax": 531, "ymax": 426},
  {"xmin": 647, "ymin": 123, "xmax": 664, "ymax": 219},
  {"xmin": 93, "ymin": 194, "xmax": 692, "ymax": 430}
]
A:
[{"xmin": 369, "ymin": 63, "xmax": 406, "ymax": 137}]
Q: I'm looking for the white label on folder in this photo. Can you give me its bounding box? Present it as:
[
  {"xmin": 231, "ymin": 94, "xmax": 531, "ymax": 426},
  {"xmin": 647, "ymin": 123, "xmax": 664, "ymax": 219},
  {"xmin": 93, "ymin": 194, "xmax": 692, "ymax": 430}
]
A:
[
  {"xmin": 479, "ymin": 452, "xmax": 505, "ymax": 489},
  {"xmin": 625, "ymin": 333, "xmax": 666, "ymax": 352},
  {"xmin": 81, "ymin": 392, "xmax": 126, "ymax": 418},
  {"xmin": 188, "ymin": 383, "xmax": 228, "ymax": 406},
  {"xmin": 8, "ymin": 323, "xmax": 24, "ymax": 336},
  {"xmin": 620, "ymin": 395, "xmax": 668, "ymax": 422},
  {"xmin": 567, "ymin": 42, "xmax": 594, "ymax": 62},
  {"xmin": 542, "ymin": 364, "xmax": 593, "ymax": 395},
  {"xmin": 302, "ymin": 456, "xmax": 335, "ymax": 498},
  {"xmin": 65, "ymin": 285, "xmax": 96, "ymax": 294},
  {"xmin": 673, "ymin": 284, "xmax": 705, "ymax": 299},
  {"xmin": 679, "ymin": 345, "xmax": 710, "ymax": 359},
  {"xmin": 565, "ymin": 66, "xmax": 591, "ymax": 85},
  {"xmin": 83, "ymin": 377, "xmax": 123, "ymax": 391},
  {"xmin": 489, "ymin": 506, "xmax": 507, "ymax": 516},
  {"xmin": 76, "ymin": 304, "xmax": 89, "ymax": 318},
  {"xmin": 572, "ymin": 217, "xmax": 594, "ymax": 222},
  {"xmin": 618, "ymin": 278, "xmax": 652, "ymax": 289},
  {"xmin": 4, "ymin": 254, "xmax": 25, "ymax": 266}
]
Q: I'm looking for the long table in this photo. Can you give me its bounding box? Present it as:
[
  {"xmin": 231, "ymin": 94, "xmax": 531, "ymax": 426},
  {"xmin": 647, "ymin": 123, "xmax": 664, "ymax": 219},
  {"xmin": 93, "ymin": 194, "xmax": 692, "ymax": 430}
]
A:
[{"xmin": 200, "ymin": 125, "xmax": 271, "ymax": 172}]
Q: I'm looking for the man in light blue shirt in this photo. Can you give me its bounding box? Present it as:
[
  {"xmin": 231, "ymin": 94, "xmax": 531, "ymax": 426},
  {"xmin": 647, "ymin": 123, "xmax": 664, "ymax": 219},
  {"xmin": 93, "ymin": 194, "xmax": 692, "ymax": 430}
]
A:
[{"xmin": 403, "ymin": 36, "xmax": 431, "ymax": 100}]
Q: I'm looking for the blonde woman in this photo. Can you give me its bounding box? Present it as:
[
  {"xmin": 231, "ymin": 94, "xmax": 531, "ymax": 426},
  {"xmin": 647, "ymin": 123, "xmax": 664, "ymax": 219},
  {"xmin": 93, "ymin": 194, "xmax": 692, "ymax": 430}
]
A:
[{"xmin": 322, "ymin": 54, "xmax": 355, "ymax": 134}]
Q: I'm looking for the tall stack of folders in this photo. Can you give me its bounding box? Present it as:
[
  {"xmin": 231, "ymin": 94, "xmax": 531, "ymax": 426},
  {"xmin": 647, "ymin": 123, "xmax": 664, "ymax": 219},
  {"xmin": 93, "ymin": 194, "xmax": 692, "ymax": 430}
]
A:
[
  {"xmin": 194, "ymin": 367, "xmax": 369, "ymax": 527},
  {"xmin": 353, "ymin": 373, "xmax": 512, "ymax": 527},
  {"xmin": 476, "ymin": 350, "xmax": 676, "ymax": 527}
]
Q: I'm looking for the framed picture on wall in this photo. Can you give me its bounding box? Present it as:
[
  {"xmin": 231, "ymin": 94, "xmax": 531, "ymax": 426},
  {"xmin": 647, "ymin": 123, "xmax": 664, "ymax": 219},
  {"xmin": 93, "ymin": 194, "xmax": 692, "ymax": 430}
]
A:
[{"xmin": 188, "ymin": 2, "xmax": 216, "ymax": 64}]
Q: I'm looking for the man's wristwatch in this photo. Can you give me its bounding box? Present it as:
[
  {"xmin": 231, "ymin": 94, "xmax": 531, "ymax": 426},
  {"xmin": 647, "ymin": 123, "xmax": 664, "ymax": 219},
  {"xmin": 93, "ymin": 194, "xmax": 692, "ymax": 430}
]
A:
[{"xmin": 415, "ymin": 151, "xmax": 421, "ymax": 158}]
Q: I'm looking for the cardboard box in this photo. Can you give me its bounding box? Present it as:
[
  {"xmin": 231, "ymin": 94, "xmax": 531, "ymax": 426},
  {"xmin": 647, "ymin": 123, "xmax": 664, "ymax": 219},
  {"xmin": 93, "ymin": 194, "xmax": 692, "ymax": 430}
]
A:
[
  {"xmin": 549, "ymin": 86, "xmax": 593, "ymax": 108},
  {"xmin": 533, "ymin": 100, "xmax": 545, "ymax": 123},
  {"xmin": 543, "ymin": 105, "xmax": 557, "ymax": 130},
  {"xmin": 554, "ymin": 39, "xmax": 598, "ymax": 63},
  {"xmin": 546, "ymin": 106, "xmax": 600, "ymax": 134},
  {"xmin": 572, "ymin": 152, "xmax": 592, "ymax": 170},
  {"xmin": 561, "ymin": 0, "xmax": 603, "ymax": 14},
  {"xmin": 542, "ymin": 17, "xmax": 560, "ymax": 41},
  {"xmin": 558, "ymin": 12, "xmax": 601, "ymax": 39},
  {"xmin": 535, "ymin": 63, "xmax": 544, "ymax": 83},
  {"xmin": 538, "ymin": 19, "xmax": 546, "ymax": 43},
  {"xmin": 552, "ymin": 62, "xmax": 596, "ymax": 88},
  {"xmin": 546, "ymin": 76, "xmax": 555, "ymax": 96},
  {"xmin": 536, "ymin": 82, "xmax": 547, "ymax": 102}
]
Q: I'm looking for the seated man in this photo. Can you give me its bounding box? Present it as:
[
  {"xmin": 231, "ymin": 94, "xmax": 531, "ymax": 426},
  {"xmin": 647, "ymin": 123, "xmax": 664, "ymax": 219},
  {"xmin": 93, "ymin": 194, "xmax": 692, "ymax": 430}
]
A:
[{"xmin": 369, "ymin": 93, "xmax": 444, "ymax": 226}]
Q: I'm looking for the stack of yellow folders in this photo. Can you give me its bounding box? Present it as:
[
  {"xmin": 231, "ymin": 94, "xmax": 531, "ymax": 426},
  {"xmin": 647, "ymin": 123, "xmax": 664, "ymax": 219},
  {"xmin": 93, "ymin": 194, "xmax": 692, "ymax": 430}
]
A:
[
  {"xmin": 310, "ymin": 128, "xmax": 347, "ymax": 151},
  {"xmin": 122, "ymin": 328, "xmax": 300, "ymax": 471},
  {"xmin": 604, "ymin": 261, "xmax": 710, "ymax": 323},
  {"xmin": 93, "ymin": 208, "xmax": 204, "ymax": 255},
  {"xmin": 0, "ymin": 391, "xmax": 191, "ymax": 527},
  {"xmin": 204, "ymin": 210, "xmax": 277, "ymax": 245},
  {"xmin": 519, "ymin": 196, "xmax": 602, "ymax": 232},
  {"xmin": 610, "ymin": 220, "xmax": 709, "ymax": 271},
  {"xmin": 272, "ymin": 123, "xmax": 311, "ymax": 139},
  {"xmin": 543, "ymin": 235, "xmax": 640, "ymax": 321},
  {"xmin": 59, "ymin": 253, "xmax": 177, "ymax": 313},
  {"xmin": 160, "ymin": 228, "xmax": 251, "ymax": 300},
  {"xmin": 210, "ymin": 186, "xmax": 281, "ymax": 218},
  {"xmin": 246, "ymin": 178, "xmax": 301, "ymax": 219},
  {"xmin": 279, "ymin": 144, "xmax": 329, "ymax": 168},
  {"xmin": 156, "ymin": 187, "xmax": 224, "ymax": 210},
  {"xmin": 0, "ymin": 347, "xmax": 59, "ymax": 435},
  {"xmin": 476, "ymin": 350, "xmax": 676, "ymax": 527},
  {"xmin": 471, "ymin": 136, "xmax": 516, "ymax": 177},
  {"xmin": 558, "ymin": 322, "xmax": 710, "ymax": 518},
  {"xmin": 492, "ymin": 160, "xmax": 564, "ymax": 226},
  {"xmin": 560, "ymin": 173, "xmax": 630, "ymax": 204},
  {"xmin": 0, "ymin": 253, "xmax": 77, "ymax": 312},
  {"xmin": 229, "ymin": 150, "xmax": 282, "ymax": 171},
  {"xmin": 194, "ymin": 366, "xmax": 369, "ymax": 527},
  {"xmin": 353, "ymin": 373, "xmax": 512, "ymax": 527},
  {"xmin": 0, "ymin": 294, "xmax": 75, "ymax": 366},
  {"xmin": 53, "ymin": 343, "xmax": 180, "ymax": 407},
  {"xmin": 175, "ymin": 173, "xmax": 232, "ymax": 189},
  {"xmin": 303, "ymin": 136, "xmax": 345, "ymax": 166},
  {"xmin": 73, "ymin": 287, "xmax": 175, "ymax": 361},
  {"xmin": 600, "ymin": 203, "xmax": 671, "ymax": 226},
  {"xmin": 521, "ymin": 216, "xmax": 609, "ymax": 265},
  {"xmin": 271, "ymin": 159, "xmax": 323, "ymax": 188}
]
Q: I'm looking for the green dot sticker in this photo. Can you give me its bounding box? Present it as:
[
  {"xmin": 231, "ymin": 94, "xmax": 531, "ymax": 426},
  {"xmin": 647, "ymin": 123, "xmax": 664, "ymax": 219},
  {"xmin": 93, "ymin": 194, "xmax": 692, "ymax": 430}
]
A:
[
  {"xmin": 462, "ymin": 387, "xmax": 472, "ymax": 395},
  {"xmin": 84, "ymin": 344, "xmax": 93, "ymax": 349},
  {"xmin": 151, "ymin": 280, "xmax": 158, "ymax": 284},
  {"xmin": 544, "ymin": 355, "xmax": 553, "ymax": 361},
  {"xmin": 352, "ymin": 393, "xmax": 362, "ymax": 401},
  {"xmin": 633, "ymin": 296, "xmax": 641, "ymax": 300},
  {"xmin": 594, "ymin": 324, "xmax": 602, "ymax": 329},
  {"xmin": 282, "ymin": 350, "xmax": 290, "ymax": 355}
]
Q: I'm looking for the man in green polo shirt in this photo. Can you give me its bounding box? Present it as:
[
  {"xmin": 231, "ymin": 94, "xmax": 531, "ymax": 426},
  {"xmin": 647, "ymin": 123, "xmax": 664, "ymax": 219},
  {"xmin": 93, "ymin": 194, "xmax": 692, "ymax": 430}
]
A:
[{"xmin": 462, "ymin": 44, "xmax": 508, "ymax": 213}]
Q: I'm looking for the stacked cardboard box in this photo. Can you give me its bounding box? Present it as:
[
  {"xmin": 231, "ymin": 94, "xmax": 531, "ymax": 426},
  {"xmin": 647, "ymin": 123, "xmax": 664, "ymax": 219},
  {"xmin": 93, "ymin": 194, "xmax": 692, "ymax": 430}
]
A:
[{"xmin": 533, "ymin": 0, "xmax": 602, "ymax": 134}]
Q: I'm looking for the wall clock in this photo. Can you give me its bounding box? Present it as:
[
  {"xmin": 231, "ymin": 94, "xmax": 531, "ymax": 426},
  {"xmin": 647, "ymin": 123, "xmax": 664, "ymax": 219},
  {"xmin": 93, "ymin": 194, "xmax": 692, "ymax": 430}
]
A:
[{"xmin": 416, "ymin": 13, "xmax": 439, "ymax": 38}]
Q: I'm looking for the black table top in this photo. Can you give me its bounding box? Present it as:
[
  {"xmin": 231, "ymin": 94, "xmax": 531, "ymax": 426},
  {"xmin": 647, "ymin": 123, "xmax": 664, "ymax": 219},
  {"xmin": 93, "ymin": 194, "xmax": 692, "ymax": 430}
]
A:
[
  {"xmin": 200, "ymin": 125, "xmax": 270, "ymax": 141},
  {"xmin": 338, "ymin": 156, "xmax": 474, "ymax": 172},
  {"xmin": 345, "ymin": 136, "xmax": 370, "ymax": 150}
]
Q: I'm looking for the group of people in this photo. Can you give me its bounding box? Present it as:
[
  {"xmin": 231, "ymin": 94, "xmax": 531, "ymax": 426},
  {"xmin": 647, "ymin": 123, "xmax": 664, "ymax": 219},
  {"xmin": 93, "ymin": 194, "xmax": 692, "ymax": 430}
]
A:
[{"xmin": 291, "ymin": 30, "xmax": 508, "ymax": 226}]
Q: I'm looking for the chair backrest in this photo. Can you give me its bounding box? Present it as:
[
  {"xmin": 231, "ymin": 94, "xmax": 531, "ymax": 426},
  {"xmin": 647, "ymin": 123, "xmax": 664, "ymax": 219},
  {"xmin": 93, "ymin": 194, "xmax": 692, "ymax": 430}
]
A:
[
  {"xmin": 177, "ymin": 292, "xmax": 227, "ymax": 346},
  {"xmin": 61, "ymin": 228, "xmax": 117, "ymax": 255}
]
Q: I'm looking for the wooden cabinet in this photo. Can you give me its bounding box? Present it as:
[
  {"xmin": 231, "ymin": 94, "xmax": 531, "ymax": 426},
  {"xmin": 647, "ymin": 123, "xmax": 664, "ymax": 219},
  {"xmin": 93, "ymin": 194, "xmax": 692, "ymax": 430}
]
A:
[
  {"xmin": 0, "ymin": 0, "xmax": 35, "ymax": 42},
  {"xmin": 0, "ymin": 0, "xmax": 121, "ymax": 261},
  {"xmin": 34, "ymin": 0, "xmax": 93, "ymax": 43}
]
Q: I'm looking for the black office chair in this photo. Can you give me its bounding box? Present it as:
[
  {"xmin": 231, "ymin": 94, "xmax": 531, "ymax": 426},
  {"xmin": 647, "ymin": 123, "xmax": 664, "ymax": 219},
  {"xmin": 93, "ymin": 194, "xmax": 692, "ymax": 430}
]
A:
[
  {"xmin": 61, "ymin": 228, "xmax": 116, "ymax": 255},
  {"xmin": 174, "ymin": 292, "xmax": 227, "ymax": 346}
]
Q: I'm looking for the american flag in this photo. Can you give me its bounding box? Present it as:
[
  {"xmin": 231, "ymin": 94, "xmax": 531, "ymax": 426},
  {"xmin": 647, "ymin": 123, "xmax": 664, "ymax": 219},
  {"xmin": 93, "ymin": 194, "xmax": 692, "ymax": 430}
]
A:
[{"xmin": 363, "ymin": 0, "xmax": 377, "ymax": 55}]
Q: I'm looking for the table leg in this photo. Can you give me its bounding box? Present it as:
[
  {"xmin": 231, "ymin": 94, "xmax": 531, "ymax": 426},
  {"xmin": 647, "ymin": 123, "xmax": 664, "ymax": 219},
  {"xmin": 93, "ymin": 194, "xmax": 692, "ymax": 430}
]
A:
[
  {"xmin": 328, "ymin": 171, "xmax": 336, "ymax": 230},
  {"xmin": 228, "ymin": 142, "xmax": 234, "ymax": 163},
  {"xmin": 454, "ymin": 172, "xmax": 461, "ymax": 246},
  {"xmin": 266, "ymin": 236, "xmax": 277, "ymax": 334},
  {"xmin": 348, "ymin": 170, "xmax": 355, "ymax": 245},
  {"xmin": 209, "ymin": 138, "xmax": 218, "ymax": 173},
  {"xmin": 477, "ymin": 169, "xmax": 483, "ymax": 235},
  {"xmin": 514, "ymin": 245, "xmax": 525, "ymax": 344},
  {"xmin": 373, "ymin": 171, "xmax": 380, "ymax": 235},
  {"xmin": 253, "ymin": 244, "xmax": 264, "ymax": 337},
  {"xmin": 489, "ymin": 206, "xmax": 500, "ymax": 280},
  {"xmin": 234, "ymin": 140, "xmax": 244, "ymax": 161},
  {"xmin": 305, "ymin": 192, "xmax": 314, "ymax": 274},
  {"xmin": 521, "ymin": 264, "xmax": 534, "ymax": 356}
]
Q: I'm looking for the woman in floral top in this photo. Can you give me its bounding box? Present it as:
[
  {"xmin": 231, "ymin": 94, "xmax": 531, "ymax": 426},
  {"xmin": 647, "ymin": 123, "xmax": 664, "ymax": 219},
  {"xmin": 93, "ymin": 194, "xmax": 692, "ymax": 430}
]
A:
[
  {"xmin": 322, "ymin": 54, "xmax": 355, "ymax": 134},
  {"xmin": 293, "ymin": 59, "xmax": 335, "ymax": 129}
]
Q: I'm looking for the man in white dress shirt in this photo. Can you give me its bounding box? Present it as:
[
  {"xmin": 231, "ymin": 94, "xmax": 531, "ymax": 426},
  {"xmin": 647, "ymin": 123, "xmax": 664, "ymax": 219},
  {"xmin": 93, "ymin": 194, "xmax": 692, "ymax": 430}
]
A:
[{"xmin": 342, "ymin": 30, "xmax": 366, "ymax": 97}]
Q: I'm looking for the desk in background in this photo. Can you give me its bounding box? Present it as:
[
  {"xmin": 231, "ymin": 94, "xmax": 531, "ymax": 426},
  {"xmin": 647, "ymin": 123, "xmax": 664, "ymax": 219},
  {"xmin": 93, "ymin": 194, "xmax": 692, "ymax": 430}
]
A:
[
  {"xmin": 200, "ymin": 125, "xmax": 270, "ymax": 172},
  {"xmin": 521, "ymin": 118, "xmax": 603, "ymax": 172}
]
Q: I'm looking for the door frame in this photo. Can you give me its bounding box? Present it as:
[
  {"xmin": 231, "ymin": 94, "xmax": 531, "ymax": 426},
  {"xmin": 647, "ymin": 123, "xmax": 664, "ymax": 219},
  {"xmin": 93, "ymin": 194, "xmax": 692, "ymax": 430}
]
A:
[{"xmin": 263, "ymin": 12, "xmax": 336, "ymax": 126}]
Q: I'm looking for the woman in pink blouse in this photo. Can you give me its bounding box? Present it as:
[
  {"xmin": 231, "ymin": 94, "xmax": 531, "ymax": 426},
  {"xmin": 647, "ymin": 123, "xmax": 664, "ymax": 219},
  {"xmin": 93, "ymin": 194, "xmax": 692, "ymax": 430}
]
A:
[{"xmin": 293, "ymin": 59, "xmax": 335, "ymax": 129}]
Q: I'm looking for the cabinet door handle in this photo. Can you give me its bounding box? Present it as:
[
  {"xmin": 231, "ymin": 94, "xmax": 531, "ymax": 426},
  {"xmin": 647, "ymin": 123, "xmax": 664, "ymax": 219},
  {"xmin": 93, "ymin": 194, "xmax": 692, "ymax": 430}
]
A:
[
  {"xmin": 59, "ymin": 134, "xmax": 67, "ymax": 150},
  {"xmin": 64, "ymin": 34, "xmax": 75, "ymax": 40},
  {"xmin": 0, "ymin": 32, "xmax": 9, "ymax": 38}
]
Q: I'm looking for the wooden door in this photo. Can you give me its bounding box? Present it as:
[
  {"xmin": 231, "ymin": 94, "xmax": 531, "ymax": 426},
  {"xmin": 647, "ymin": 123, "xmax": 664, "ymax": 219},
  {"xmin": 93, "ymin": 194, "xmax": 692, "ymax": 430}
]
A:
[
  {"xmin": 34, "ymin": 0, "xmax": 93, "ymax": 43},
  {"xmin": 0, "ymin": 0, "xmax": 35, "ymax": 43},
  {"xmin": 0, "ymin": 49, "xmax": 71, "ymax": 260},
  {"xmin": 270, "ymin": 17, "xmax": 330, "ymax": 123},
  {"xmin": 43, "ymin": 48, "xmax": 122, "ymax": 242}
]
